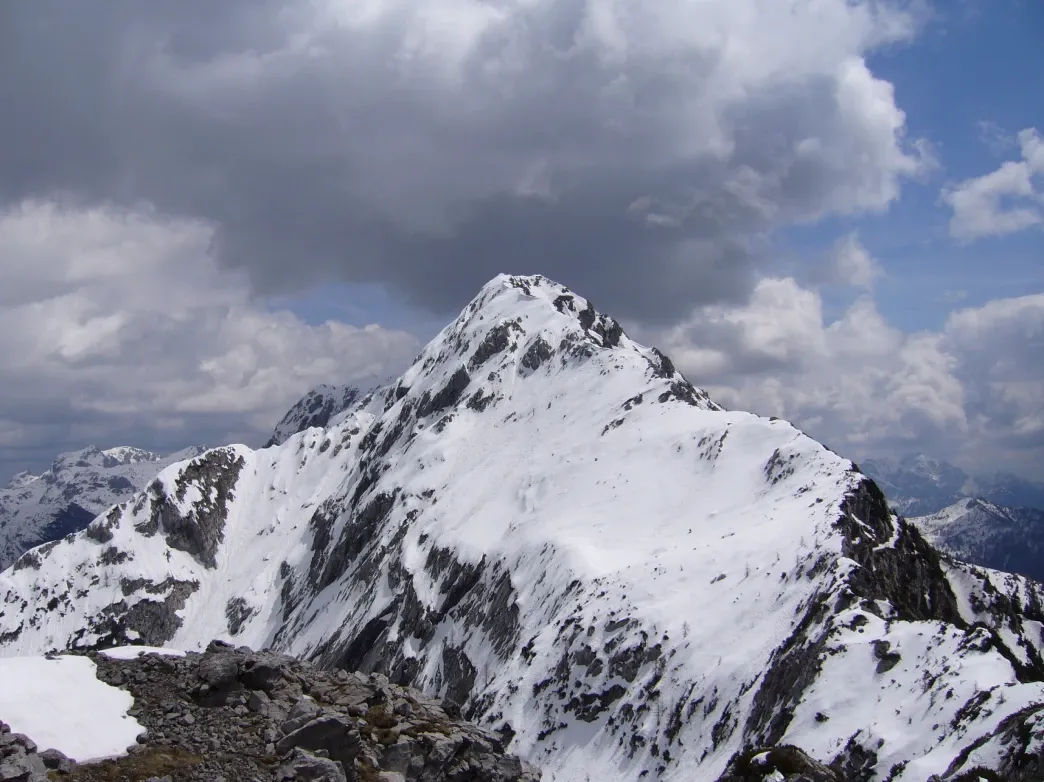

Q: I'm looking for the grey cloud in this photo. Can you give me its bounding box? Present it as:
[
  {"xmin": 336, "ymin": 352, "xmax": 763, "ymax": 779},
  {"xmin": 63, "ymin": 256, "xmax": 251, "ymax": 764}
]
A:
[
  {"xmin": 0, "ymin": 201, "xmax": 420, "ymax": 485},
  {"xmin": 0, "ymin": 0, "xmax": 925, "ymax": 322}
]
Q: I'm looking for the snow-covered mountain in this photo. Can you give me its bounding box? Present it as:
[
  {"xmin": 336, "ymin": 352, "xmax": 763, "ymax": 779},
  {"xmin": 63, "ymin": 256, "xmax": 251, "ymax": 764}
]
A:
[
  {"xmin": 265, "ymin": 384, "xmax": 364, "ymax": 448},
  {"xmin": 0, "ymin": 445, "xmax": 206, "ymax": 571},
  {"xmin": 862, "ymin": 454, "xmax": 1044, "ymax": 517},
  {"xmin": 910, "ymin": 498, "xmax": 1044, "ymax": 583},
  {"xmin": 3, "ymin": 275, "xmax": 1044, "ymax": 781}
]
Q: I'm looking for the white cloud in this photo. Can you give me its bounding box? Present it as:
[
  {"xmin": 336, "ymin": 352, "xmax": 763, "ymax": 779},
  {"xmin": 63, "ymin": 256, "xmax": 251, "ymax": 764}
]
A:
[
  {"xmin": 645, "ymin": 275, "xmax": 1044, "ymax": 477},
  {"xmin": 816, "ymin": 232, "xmax": 883, "ymax": 289},
  {"xmin": 0, "ymin": 200, "xmax": 420, "ymax": 472},
  {"xmin": 976, "ymin": 120, "xmax": 1017, "ymax": 157},
  {"xmin": 943, "ymin": 127, "xmax": 1044, "ymax": 241}
]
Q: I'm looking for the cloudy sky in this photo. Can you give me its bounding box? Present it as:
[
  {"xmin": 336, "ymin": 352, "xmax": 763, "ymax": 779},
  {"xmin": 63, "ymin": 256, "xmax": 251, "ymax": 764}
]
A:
[{"xmin": 1, "ymin": 0, "xmax": 1042, "ymax": 483}]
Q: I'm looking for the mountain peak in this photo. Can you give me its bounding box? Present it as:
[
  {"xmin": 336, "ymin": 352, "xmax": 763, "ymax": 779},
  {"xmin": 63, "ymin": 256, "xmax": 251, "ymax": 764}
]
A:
[
  {"xmin": 98, "ymin": 446, "xmax": 162, "ymax": 466},
  {"xmin": 0, "ymin": 445, "xmax": 207, "ymax": 571},
  {"xmin": 393, "ymin": 273, "xmax": 720, "ymax": 422},
  {"xmin": 265, "ymin": 385, "xmax": 366, "ymax": 448},
  {"xmin": 4, "ymin": 471, "xmax": 38, "ymax": 491},
  {"xmin": 5, "ymin": 276, "xmax": 1044, "ymax": 781}
]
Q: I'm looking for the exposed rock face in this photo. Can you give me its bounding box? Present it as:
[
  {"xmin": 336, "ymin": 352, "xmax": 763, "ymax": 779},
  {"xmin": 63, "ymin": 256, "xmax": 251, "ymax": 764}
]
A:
[
  {"xmin": 145, "ymin": 448, "xmax": 245, "ymax": 569},
  {"xmin": 715, "ymin": 745, "xmax": 845, "ymax": 782},
  {"xmin": 4, "ymin": 275, "xmax": 1044, "ymax": 781},
  {"xmin": 31, "ymin": 643, "xmax": 539, "ymax": 782},
  {"xmin": 0, "ymin": 720, "xmax": 68, "ymax": 782}
]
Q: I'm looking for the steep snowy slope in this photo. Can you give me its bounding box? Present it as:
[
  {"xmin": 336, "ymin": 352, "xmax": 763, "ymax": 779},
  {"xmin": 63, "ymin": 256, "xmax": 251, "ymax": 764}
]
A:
[
  {"xmin": 0, "ymin": 446, "xmax": 206, "ymax": 571},
  {"xmin": 910, "ymin": 498, "xmax": 1044, "ymax": 582},
  {"xmin": 265, "ymin": 384, "xmax": 364, "ymax": 447},
  {"xmin": 3, "ymin": 275, "xmax": 1044, "ymax": 781}
]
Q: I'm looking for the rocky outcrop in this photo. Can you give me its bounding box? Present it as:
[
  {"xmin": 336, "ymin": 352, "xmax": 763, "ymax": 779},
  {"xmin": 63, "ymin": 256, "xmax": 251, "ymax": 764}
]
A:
[
  {"xmin": 716, "ymin": 746, "xmax": 845, "ymax": 782},
  {"xmin": 0, "ymin": 721, "xmax": 74, "ymax": 782},
  {"xmin": 34, "ymin": 642, "xmax": 541, "ymax": 782}
]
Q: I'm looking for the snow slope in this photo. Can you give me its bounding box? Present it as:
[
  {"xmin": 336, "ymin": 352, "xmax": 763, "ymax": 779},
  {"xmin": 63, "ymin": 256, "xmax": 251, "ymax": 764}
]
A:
[
  {"xmin": 0, "ymin": 446, "xmax": 207, "ymax": 571},
  {"xmin": 910, "ymin": 498, "xmax": 1044, "ymax": 582},
  {"xmin": 0, "ymin": 655, "xmax": 144, "ymax": 761},
  {"xmin": 2, "ymin": 275, "xmax": 1044, "ymax": 781}
]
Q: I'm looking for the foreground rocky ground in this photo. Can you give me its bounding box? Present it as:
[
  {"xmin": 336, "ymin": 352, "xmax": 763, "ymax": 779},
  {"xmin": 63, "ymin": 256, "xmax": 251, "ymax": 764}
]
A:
[
  {"xmin": 0, "ymin": 641, "xmax": 1025, "ymax": 781},
  {"xmin": 1, "ymin": 642, "xmax": 540, "ymax": 782}
]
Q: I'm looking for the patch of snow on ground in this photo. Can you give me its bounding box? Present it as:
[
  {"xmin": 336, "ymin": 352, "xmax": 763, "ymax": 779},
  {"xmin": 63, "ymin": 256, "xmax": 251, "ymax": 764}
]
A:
[{"xmin": 0, "ymin": 655, "xmax": 143, "ymax": 761}]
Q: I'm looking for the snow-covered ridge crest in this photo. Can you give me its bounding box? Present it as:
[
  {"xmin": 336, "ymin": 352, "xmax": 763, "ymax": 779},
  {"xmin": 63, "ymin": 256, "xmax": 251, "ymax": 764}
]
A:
[{"xmin": 3, "ymin": 274, "xmax": 1044, "ymax": 781}]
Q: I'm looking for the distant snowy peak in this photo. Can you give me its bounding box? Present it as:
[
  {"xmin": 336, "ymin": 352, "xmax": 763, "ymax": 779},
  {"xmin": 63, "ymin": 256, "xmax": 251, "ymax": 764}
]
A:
[
  {"xmin": 98, "ymin": 446, "xmax": 161, "ymax": 466},
  {"xmin": 860, "ymin": 455, "xmax": 969, "ymax": 516},
  {"xmin": 861, "ymin": 454, "xmax": 1044, "ymax": 516},
  {"xmin": 4, "ymin": 274, "xmax": 1044, "ymax": 781},
  {"xmin": 265, "ymin": 384, "xmax": 365, "ymax": 448},
  {"xmin": 0, "ymin": 444, "xmax": 207, "ymax": 571},
  {"xmin": 4, "ymin": 472, "xmax": 37, "ymax": 491},
  {"xmin": 911, "ymin": 497, "xmax": 1044, "ymax": 582}
]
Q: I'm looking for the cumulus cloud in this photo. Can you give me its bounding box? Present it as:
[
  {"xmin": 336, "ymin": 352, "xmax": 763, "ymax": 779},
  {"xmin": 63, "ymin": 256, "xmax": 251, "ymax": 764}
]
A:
[
  {"xmin": 0, "ymin": 0, "xmax": 929, "ymax": 321},
  {"xmin": 0, "ymin": 200, "xmax": 419, "ymax": 479},
  {"xmin": 812, "ymin": 232, "xmax": 883, "ymax": 289},
  {"xmin": 943, "ymin": 127, "xmax": 1044, "ymax": 241},
  {"xmin": 645, "ymin": 277, "xmax": 1044, "ymax": 477}
]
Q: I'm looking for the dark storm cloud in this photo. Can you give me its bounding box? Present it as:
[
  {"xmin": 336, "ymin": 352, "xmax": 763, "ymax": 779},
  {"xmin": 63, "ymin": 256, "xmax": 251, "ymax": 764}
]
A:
[{"xmin": 0, "ymin": 0, "xmax": 925, "ymax": 321}]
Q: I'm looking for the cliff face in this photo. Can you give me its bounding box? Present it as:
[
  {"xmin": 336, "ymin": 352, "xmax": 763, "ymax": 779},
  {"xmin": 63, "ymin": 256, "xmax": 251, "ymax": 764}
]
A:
[{"xmin": 3, "ymin": 275, "xmax": 1044, "ymax": 781}]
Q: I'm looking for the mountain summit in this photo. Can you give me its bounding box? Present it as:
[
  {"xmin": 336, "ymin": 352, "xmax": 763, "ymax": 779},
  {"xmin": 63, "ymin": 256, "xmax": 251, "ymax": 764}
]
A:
[{"xmin": 2, "ymin": 275, "xmax": 1043, "ymax": 781}]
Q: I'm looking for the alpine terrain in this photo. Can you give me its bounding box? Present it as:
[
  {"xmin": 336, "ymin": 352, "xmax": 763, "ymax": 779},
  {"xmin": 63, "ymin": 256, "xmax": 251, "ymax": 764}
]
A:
[
  {"xmin": 3, "ymin": 275, "xmax": 1044, "ymax": 781},
  {"xmin": 909, "ymin": 498, "xmax": 1044, "ymax": 584},
  {"xmin": 266, "ymin": 385, "xmax": 365, "ymax": 448},
  {"xmin": 861, "ymin": 455, "xmax": 1044, "ymax": 517},
  {"xmin": 0, "ymin": 446, "xmax": 206, "ymax": 572}
]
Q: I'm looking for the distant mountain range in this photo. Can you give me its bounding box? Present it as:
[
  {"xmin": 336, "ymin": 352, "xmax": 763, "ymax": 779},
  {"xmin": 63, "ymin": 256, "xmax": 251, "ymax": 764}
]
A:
[
  {"xmin": 860, "ymin": 454, "xmax": 1044, "ymax": 517},
  {"xmin": 0, "ymin": 445, "xmax": 205, "ymax": 571},
  {"xmin": 857, "ymin": 456, "xmax": 1044, "ymax": 582},
  {"xmin": 909, "ymin": 498, "xmax": 1044, "ymax": 583}
]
